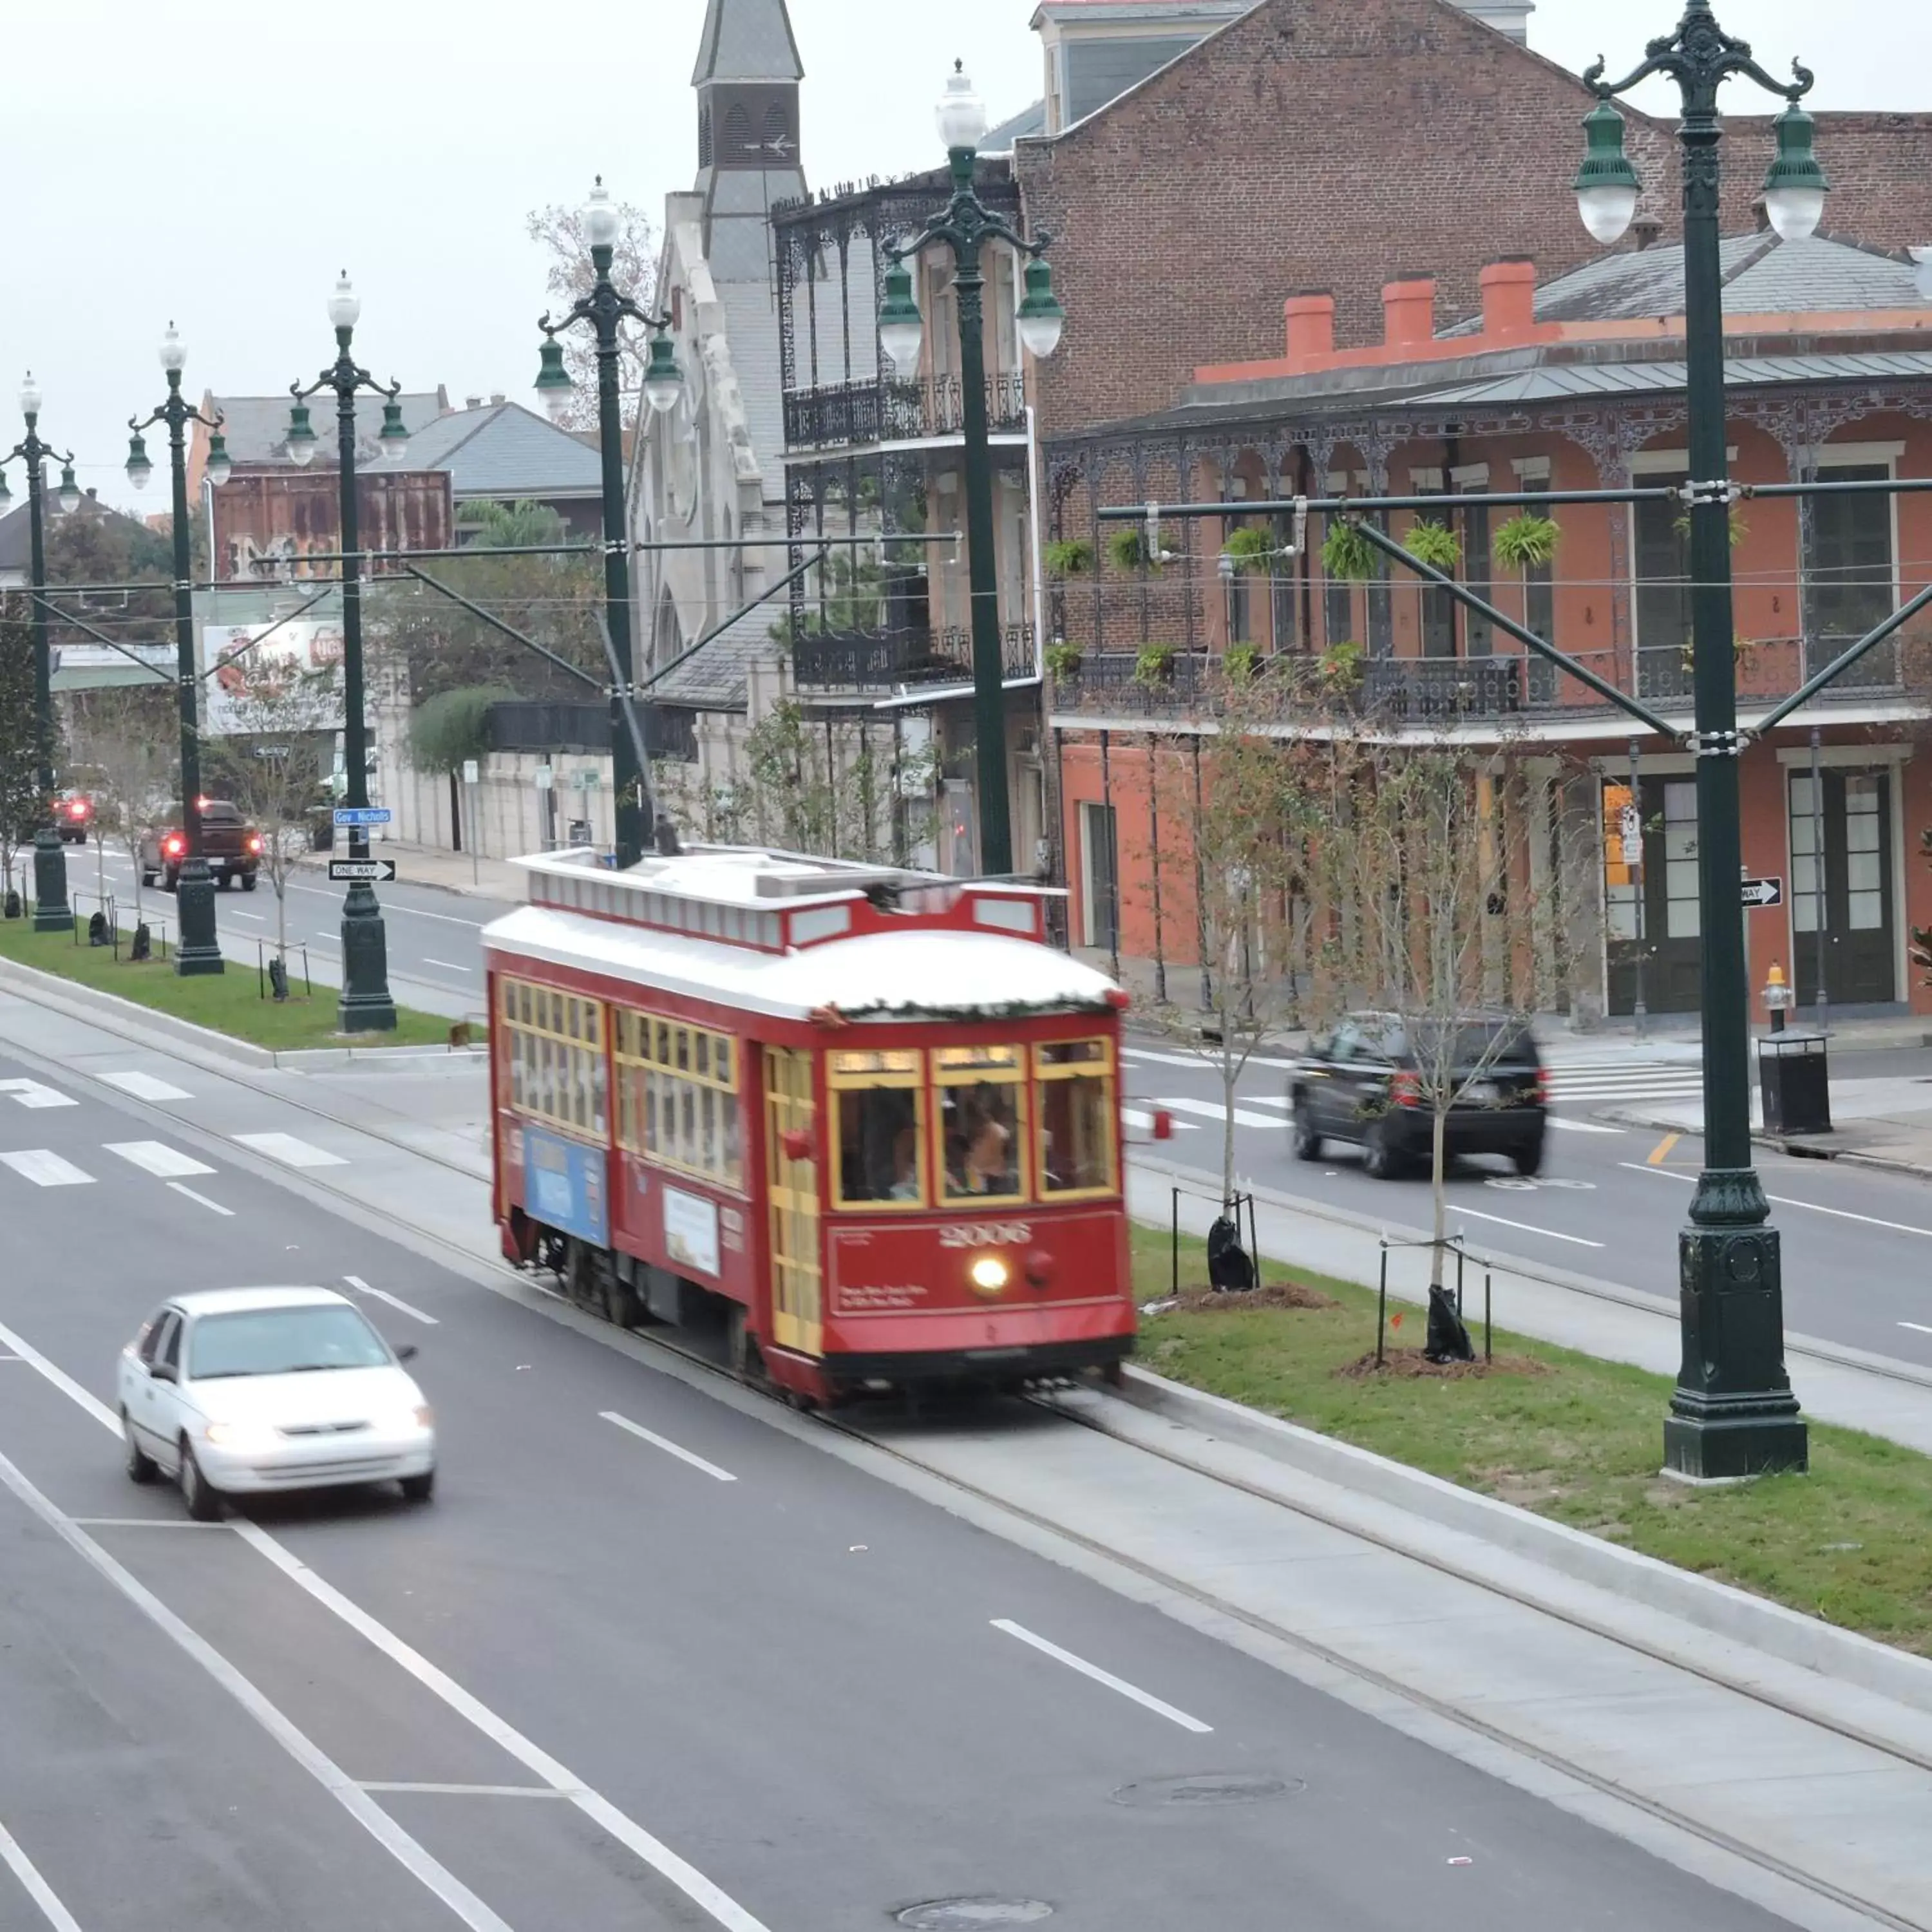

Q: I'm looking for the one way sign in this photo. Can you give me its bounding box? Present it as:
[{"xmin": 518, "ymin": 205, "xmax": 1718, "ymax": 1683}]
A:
[
  {"xmin": 1741, "ymin": 875, "xmax": 1784, "ymax": 909},
  {"xmin": 330, "ymin": 859, "xmax": 399, "ymax": 884}
]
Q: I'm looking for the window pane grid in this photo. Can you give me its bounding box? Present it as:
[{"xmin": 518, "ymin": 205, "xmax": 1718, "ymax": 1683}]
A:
[
  {"xmin": 612, "ymin": 1009, "xmax": 743, "ymax": 1189},
  {"xmin": 500, "ymin": 977, "xmax": 608, "ymax": 1141}
]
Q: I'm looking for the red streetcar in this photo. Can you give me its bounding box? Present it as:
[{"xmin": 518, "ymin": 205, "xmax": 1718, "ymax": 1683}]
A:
[{"xmin": 482, "ymin": 843, "xmax": 1135, "ymax": 1403}]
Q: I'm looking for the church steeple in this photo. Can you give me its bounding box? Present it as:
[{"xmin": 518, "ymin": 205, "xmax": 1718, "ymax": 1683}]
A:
[{"xmin": 694, "ymin": 0, "xmax": 804, "ymax": 180}]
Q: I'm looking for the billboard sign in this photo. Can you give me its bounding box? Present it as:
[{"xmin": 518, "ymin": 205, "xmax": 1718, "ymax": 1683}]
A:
[{"xmin": 201, "ymin": 620, "xmax": 346, "ymax": 736}]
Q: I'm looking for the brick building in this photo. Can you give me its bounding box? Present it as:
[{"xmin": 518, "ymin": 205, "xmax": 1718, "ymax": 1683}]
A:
[{"xmin": 1048, "ymin": 232, "xmax": 1932, "ymax": 1023}]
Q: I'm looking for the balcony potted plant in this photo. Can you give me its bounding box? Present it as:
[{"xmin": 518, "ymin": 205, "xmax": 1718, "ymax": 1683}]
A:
[
  {"xmin": 1403, "ymin": 518, "xmax": 1461, "ymax": 573},
  {"xmin": 1221, "ymin": 527, "xmax": 1275, "ymax": 574},
  {"xmin": 1108, "ymin": 527, "xmax": 1160, "ymax": 573},
  {"xmin": 1043, "ymin": 639, "xmax": 1084, "ymax": 681},
  {"xmin": 1492, "ymin": 510, "xmax": 1561, "ymax": 576},
  {"xmin": 1320, "ymin": 520, "xmax": 1377, "ymax": 583},
  {"xmin": 1043, "ymin": 537, "xmax": 1094, "ymax": 579},
  {"xmin": 1222, "ymin": 642, "xmax": 1262, "ymax": 683},
  {"xmin": 1319, "ymin": 638, "xmax": 1365, "ymax": 690},
  {"xmin": 1133, "ymin": 642, "xmax": 1178, "ymax": 686}
]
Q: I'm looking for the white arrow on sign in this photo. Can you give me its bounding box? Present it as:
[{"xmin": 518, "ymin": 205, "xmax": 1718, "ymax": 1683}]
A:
[{"xmin": 1741, "ymin": 876, "xmax": 1784, "ymax": 909}]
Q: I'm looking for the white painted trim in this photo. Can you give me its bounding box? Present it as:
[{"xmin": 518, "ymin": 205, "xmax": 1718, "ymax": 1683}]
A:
[
  {"xmin": 1511, "ymin": 456, "xmax": 1553, "ymax": 482},
  {"xmin": 1773, "ymin": 743, "xmax": 1913, "ymax": 767},
  {"xmin": 1893, "ymin": 762, "xmax": 1910, "ymax": 1003},
  {"xmin": 1323, "ymin": 473, "xmax": 1349, "ymax": 494},
  {"xmin": 1589, "ymin": 750, "xmax": 1696, "ymax": 775},
  {"xmin": 1408, "ymin": 466, "xmax": 1445, "ymax": 491},
  {"xmin": 1809, "ymin": 442, "xmax": 1907, "ymax": 468},
  {"xmin": 1627, "ymin": 447, "xmax": 1737, "ymax": 473},
  {"xmin": 1450, "ymin": 463, "xmax": 1492, "ymax": 488}
]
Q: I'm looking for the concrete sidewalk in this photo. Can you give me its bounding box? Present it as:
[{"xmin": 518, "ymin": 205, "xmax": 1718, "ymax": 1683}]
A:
[
  {"xmin": 296, "ymin": 838, "xmax": 526, "ymax": 903},
  {"xmin": 1606, "ymin": 1074, "xmax": 1932, "ymax": 1179}
]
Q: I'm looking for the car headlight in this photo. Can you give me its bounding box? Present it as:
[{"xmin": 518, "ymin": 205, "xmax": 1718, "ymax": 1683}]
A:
[
  {"xmin": 205, "ymin": 1420, "xmax": 281, "ymax": 1452},
  {"xmin": 377, "ymin": 1405, "xmax": 435, "ymax": 1434}
]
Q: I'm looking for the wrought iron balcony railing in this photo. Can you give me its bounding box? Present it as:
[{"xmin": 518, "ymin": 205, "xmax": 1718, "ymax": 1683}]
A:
[
  {"xmin": 790, "ymin": 623, "xmax": 1035, "ymax": 692},
  {"xmin": 783, "ymin": 371, "xmax": 1028, "ymax": 452}
]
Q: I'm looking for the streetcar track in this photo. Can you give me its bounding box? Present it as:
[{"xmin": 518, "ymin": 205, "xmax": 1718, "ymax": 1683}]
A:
[{"xmin": 3, "ymin": 1016, "xmax": 1930, "ymax": 1923}]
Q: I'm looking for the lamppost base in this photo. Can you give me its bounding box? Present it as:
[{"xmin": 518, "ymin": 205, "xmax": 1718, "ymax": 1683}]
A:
[
  {"xmin": 338, "ymin": 882, "xmax": 397, "ymax": 1034},
  {"xmin": 1666, "ymin": 1217, "xmax": 1808, "ymax": 1481},
  {"xmin": 173, "ymin": 862, "xmax": 225, "ymax": 978},
  {"xmin": 30, "ymin": 830, "xmax": 69, "ymax": 934}
]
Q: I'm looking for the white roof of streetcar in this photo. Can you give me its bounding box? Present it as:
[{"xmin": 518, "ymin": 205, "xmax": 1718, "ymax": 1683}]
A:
[{"xmin": 481, "ymin": 845, "xmax": 1124, "ymax": 1025}]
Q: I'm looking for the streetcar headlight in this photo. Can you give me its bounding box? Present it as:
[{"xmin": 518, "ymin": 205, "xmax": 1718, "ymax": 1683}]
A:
[{"xmin": 969, "ymin": 1255, "xmax": 1010, "ymax": 1295}]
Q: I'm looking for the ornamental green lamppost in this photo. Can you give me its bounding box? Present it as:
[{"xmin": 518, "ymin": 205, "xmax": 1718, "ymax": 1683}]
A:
[
  {"xmin": 876, "ymin": 62, "xmax": 1066, "ymax": 880},
  {"xmin": 535, "ymin": 177, "xmax": 683, "ymax": 871},
  {"xmin": 1576, "ymin": 0, "xmax": 1829, "ymax": 1480},
  {"xmin": 126, "ymin": 324, "xmax": 233, "ymax": 976},
  {"xmin": 287, "ymin": 274, "xmax": 411, "ymax": 1033},
  {"xmin": 2, "ymin": 374, "xmax": 80, "ymax": 931}
]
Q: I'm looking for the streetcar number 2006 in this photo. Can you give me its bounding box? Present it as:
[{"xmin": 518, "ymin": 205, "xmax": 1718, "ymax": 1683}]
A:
[{"xmin": 938, "ymin": 1223, "xmax": 1032, "ymax": 1249}]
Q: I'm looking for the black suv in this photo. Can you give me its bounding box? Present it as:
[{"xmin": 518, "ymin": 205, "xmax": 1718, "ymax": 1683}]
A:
[{"xmin": 1290, "ymin": 1014, "xmax": 1547, "ymax": 1179}]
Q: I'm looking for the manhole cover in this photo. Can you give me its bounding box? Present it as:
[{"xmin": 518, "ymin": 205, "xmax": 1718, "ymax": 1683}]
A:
[
  {"xmin": 896, "ymin": 1902, "xmax": 1053, "ymax": 1929},
  {"xmin": 1110, "ymin": 1772, "xmax": 1303, "ymax": 1808}
]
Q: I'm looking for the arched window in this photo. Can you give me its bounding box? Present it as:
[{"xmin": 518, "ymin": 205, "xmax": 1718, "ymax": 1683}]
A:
[{"xmin": 699, "ymin": 106, "xmax": 713, "ymax": 168}]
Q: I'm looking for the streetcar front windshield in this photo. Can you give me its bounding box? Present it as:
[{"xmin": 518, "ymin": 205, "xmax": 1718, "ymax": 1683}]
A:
[
  {"xmin": 936, "ymin": 1046, "xmax": 1025, "ymax": 1204},
  {"xmin": 1037, "ymin": 1039, "xmax": 1115, "ymax": 1196},
  {"xmin": 831, "ymin": 1051, "xmax": 926, "ymax": 1208}
]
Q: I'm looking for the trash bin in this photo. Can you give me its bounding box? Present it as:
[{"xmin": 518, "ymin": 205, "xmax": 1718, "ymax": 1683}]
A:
[
  {"xmin": 1759, "ymin": 1032, "xmax": 1831, "ymax": 1136},
  {"xmin": 567, "ymin": 819, "xmax": 594, "ymax": 848}
]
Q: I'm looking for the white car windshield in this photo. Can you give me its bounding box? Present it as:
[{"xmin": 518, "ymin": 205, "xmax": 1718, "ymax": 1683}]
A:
[{"xmin": 189, "ymin": 1305, "xmax": 392, "ymax": 1380}]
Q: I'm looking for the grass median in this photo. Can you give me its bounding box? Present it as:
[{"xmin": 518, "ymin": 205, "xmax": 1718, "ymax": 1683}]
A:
[
  {"xmin": 0, "ymin": 913, "xmax": 457, "ymax": 1052},
  {"xmin": 1133, "ymin": 1222, "xmax": 1932, "ymax": 1656}
]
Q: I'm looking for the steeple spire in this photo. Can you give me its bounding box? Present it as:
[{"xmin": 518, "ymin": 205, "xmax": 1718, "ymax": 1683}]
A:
[
  {"xmin": 693, "ymin": 0, "xmax": 804, "ymax": 183},
  {"xmin": 692, "ymin": 0, "xmax": 803, "ymax": 87}
]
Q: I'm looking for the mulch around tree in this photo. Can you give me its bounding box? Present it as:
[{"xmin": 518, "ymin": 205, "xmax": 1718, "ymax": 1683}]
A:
[{"xmin": 1334, "ymin": 1347, "xmax": 1549, "ymax": 1381}]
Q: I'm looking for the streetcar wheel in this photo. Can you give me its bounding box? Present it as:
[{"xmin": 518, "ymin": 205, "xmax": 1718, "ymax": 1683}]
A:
[
  {"xmin": 1099, "ymin": 1359, "xmax": 1126, "ymax": 1390},
  {"xmin": 727, "ymin": 1305, "xmax": 765, "ymax": 1387}
]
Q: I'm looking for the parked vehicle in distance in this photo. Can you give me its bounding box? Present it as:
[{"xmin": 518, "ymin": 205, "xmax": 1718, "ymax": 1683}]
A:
[
  {"xmin": 117, "ymin": 1286, "xmax": 436, "ymax": 1519},
  {"xmin": 140, "ymin": 797, "xmax": 262, "ymax": 891},
  {"xmin": 55, "ymin": 790, "xmax": 95, "ymax": 843},
  {"xmin": 1289, "ymin": 1013, "xmax": 1548, "ymax": 1180}
]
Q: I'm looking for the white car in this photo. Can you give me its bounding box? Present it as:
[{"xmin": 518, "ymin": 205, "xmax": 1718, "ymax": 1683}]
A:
[{"xmin": 118, "ymin": 1286, "xmax": 436, "ymax": 1520}]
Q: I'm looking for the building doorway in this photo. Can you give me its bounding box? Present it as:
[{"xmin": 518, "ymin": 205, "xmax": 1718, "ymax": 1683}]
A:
[
  {"xmin": 1081, "ymin": 800, "xmax": 1119, "ymax": 952},
  {"xmin": 1605, "ymin": 775, "xmax": 1704, "ymax": 1016},
  {"xmin": 1791, "ymin": 768, "xmax": 1896, "ymax": 1008}
]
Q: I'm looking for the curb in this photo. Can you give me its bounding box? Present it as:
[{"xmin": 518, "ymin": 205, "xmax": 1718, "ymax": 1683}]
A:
[
  {"xmin": 292, "ymin": 851, "xmax": 517, "ymax": 907},
  {"xmin": 1126, "ymin": 1144, "xmax": 1932, "ymax": 1394},
  {"xmin": 0, "ymin": 954, "xmax": 486, "ymax": 1077},
  {"xmin": 1599, "ymin": 1104, "xmax": 1932, "ymax": 1180},
  {"xmin": 1103, "ymin": 1363, "xmax": 1932, "ymax": 1727}
]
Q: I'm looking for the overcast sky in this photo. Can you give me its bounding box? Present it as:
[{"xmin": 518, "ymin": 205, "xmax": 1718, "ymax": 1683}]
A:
[{"xmin": 9, "ymin": 0, "xmax": 1926, "ymax": 520}]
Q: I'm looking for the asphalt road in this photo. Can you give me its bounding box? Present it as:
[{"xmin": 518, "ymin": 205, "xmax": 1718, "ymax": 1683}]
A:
[
  {"xmin": 1121, "ymin": 1032, "xmax": 1932, "ymax": 1370},
  {"xmin": 0, "ymin": 1041, "xmax": 1795, "ymax": 1932},
  {"xmin": 43, "ymin": 842, "xmax": 513, "ymax": 1017}
]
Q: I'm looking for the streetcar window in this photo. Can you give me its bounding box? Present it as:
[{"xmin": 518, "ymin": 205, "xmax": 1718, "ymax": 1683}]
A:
[
  {"xmin": 499, "ymin": 977, "xmax": 607, "ymax": 1144},
  {"xmin": 1036, "ymin": 1039, "xmax": 1116, "ymax": 1197},
  {"xmin": 934, "ymin": 1046, "xmax": 1027, "ymax": 1204},
  {"xmin": 829, "ymin": 1050, "xmax": 926, "ymax": 1209},
  {"xmin": 612, "ymin": 1007, "xmax": 743, "ymax": 1190}
]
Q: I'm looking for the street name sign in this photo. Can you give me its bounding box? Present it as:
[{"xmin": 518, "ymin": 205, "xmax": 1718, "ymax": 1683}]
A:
[
  {"xmin": 333, "ymin": 807, "xmax": 393, "ymax": 827},
  {"xmin": 329, "ymin": 860, "xmax": 398, "ymax": 884},
  {"xmin": 1741, "ymin": 875, "xmax": 1784, "ymax": 909}
]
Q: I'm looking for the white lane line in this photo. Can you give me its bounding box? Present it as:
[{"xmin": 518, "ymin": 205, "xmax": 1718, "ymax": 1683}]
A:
[
  {"xmin": 0, "ymin": 1151, "xmax": 93, "ymax": 1188},
  {"xmin": 992, "ymin": 1619, "xmax": 1213, "ymax": 1733},
  {"xmin": 166, "ymin": 1183, "xmax": 235, "ymax": 1218},
  {"xmin": 1448, "ymin": 1205, "xmax": 1604, "ymax": 1249},
  {"xmin": 97, "ymin": 1070, "xmax": 192, "ymax": 1103},
  {"xmin": 1623, "ymin": 1163, "xmax": 1932, "ymax": 1239},
  {"xmin": 601, "ymin": 1411, "xmax": 737, "ymax": 1482},
  {"xmin": 281, "ymin": 878, "xmax": 486, "ymax": 926},
  {"xmin": 0, "ymin": 1079, "xmax": 77, "ymax": 1110},
  {"xmin": 1899, "ymin": 1323, "xmax": 1932, "ymax": 1336},
  {"xmin": 344, "ymin": 1275, "xmax": 439, "ymax": 1327},
  {"xmin": 0, "ymin": 1446, "xmax": 516, "ymax": 1932},
  {"xmin": 1119, "ymin": 1046, "xmax": 1219, "ymax": 1069},
  {"xmin": 1546, "ymin": 1117, "xmax": 1627, "ymax": 1135},
  {"xmin": 231, "ymin": 1132, "xmax": 348, "ymax": 1170},
  {"xmin": 359, "ymin": 1783, "xmax": 568, "ymax": 1799},
  {"xmin": 229, "ymin": 909, "xmax": 265, "ymax": 922},
  {"xmin": 0, "ymin": 1310, "xmax": 776, "ymax": 1932},
  {"xmin": 0, "ymin": 1816, "xmax": 83, "ymax": 1932},
  {"xmin": 106, "ymin": 1141, "xmax": 216, "ymax": 1179},
  {"xmin": 71, "ymin": 1517, "xmax": 232, "ymax": 1528},
  {"xmin": 1155, "ymin": 1096, "xmax": 1285, "ymax": 1132},
  {"xmin": 421, "ymin": 958, "xmax": 472, "ymax": 974}
]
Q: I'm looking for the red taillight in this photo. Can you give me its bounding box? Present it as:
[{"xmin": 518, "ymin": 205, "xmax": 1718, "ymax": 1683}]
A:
[
  {"xmin": 247, "ymin": 835, "xmax": 263, "ymax": 854},
  {"xmin": 1535, "ymin": 1068, "xmax": 1551, "ymax": 1106},
  {"xmin": 66, "ymin": 800, "xmax": 87, "ymax": 819},
  {"xmin": 163, "ymin": 835, "xmax": 184, "ymax": 857},
  {"xmin": 1391, "ymin": 1070, "xmax": 1423, "ymax": 1108}
]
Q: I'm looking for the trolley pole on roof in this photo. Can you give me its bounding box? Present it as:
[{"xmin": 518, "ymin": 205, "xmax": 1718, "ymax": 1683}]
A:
[
  {"xmin": 878, "ymin": 64, "xmax": 1066, "ymax": 879},
  {"xmin": 535, "ymin": 178, "xmax": 685, "ymax": 871},
  {"xmin": 285, "ymin": 272, "xmax": 411, "ymax": 1033}
]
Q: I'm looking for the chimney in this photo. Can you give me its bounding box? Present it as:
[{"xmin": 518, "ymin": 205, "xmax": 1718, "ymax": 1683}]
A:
[
  {"xmin": 1283, "ymin": 291, "xmax": 1336, "ymax": 368},
  {"xmin": 1478, "ymin": 259, "xmax": 1537, "ymax": 340},
  {"xmin": 490, "ymin": 393, "xmax": 505, "ymax": 406},
  {"xmin": 1633, "ymin": 217, "xmax": 1663, "ymax": 251},
  {"xmin": 465, "ymin": 395, "xmax": 482, "ymax": 410},
  {"xmin": 1382, "ymin": 276, "xmax": 1437, "ymax": 350}
]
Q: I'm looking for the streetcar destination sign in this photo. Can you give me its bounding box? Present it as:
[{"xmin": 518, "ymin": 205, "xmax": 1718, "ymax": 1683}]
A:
[
  {"xmin": 328, "ymin": 860, "xmax": 398, "ymax": 883},
  {"xmin": 332, "ymin": 806, "xmax": 393, "ymax": 827},
  {"xmin": 1741, "ymin": 875, "xmax": 1784, "ymax": 909}
]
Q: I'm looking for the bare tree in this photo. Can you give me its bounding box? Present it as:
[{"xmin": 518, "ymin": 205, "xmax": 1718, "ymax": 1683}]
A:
[
  {"xmin": 0, "ymin": 613, "xmax": 48, "ymax": 913},
  {"xmin": 205, "ymin": 655, "xmax": 335, "ymax": 980},
  {"xmin": 1308, "ymin": 732, "xmax": 1544, "ymax": 1355},
  {"xmin": 526, "ymin": 196, "xmax": 660, "ymax": 431},
  {"xmin": 67, "ymin": 684, "xmax": 175, "ymax": 928}
]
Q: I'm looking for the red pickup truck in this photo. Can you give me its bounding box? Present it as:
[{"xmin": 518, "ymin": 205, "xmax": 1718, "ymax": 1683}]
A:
[{"xmin": 140, "ymin": 799, "xmax": 263, "ymax": 892}]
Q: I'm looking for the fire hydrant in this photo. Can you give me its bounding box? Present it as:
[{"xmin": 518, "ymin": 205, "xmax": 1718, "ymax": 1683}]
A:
[{"xmin": 1764, "ymin": 962, "xmax": 1796, "ymax": 1033}]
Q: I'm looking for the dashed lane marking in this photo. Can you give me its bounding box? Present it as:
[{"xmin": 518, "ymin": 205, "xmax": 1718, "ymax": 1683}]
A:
[
  {"xmin": 0, "ymin": 1815, "xmax": 84, "ymax": 1932},
  {"xmin": 992, "ymin": 1619, "xmax": 1213, "ymax": 1733},
  {"xmin": 601, "ymin": 1412, "xmax": 737, "ymax": 1482},
  {"xmin": 166, "ymin": 1183, "xmax": 235, "ymax": 1217},
  {"xmin": 343, "ymin": 1275, "xmax": 438, "ymax": 1327}
]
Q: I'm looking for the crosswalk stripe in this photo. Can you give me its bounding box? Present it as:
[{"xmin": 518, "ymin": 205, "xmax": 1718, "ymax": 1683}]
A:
[
  {"xmin": 105, "ymin": 1141, "xmax": 216, "ymax": 1179},
  {"xmin": 1155, "ymin": 1096, "xmax": 1285, "ymax": 1131},
  {"xmin": 0, "ymin": 1150, "xmax": 93, "ymax": 1187},
  {"xmin": 0, "ymin": 1078, "xmax": 77, "ymax": 1110},
  {"xmin": 231, "ymin": 1132, "xmax": 348, "ymax": 1170},
  {"xmin": 98, "ymin": 1071, "xmax": 192, "ymax": 1103}
]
